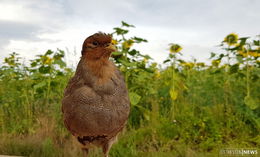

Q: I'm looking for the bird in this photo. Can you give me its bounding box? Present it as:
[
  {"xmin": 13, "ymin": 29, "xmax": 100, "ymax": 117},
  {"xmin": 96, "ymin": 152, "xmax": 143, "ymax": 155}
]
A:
[{"xmin": 61, "ymin": 32, "xmax": 130, "ymax": 157}]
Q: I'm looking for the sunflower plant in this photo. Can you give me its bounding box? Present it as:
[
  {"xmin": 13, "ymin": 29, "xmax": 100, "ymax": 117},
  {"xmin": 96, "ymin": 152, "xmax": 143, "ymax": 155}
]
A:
[
  {"xmin": 111, "ymin": 21, "xmax": 160, "ymax": 126},
  {"xmin": 217, "ymin": 33, "xmax": 260, "ymax": 110}
]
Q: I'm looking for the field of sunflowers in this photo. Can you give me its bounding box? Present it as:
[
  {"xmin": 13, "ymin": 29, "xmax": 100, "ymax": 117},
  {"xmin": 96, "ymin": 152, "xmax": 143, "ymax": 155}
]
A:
[{"xmin": 0, "ymin": 22, "xmax": 259, "ymax": 157}]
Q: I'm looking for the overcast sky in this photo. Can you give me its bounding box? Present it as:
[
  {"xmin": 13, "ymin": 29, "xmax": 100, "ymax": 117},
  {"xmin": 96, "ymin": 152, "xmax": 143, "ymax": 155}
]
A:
[{"xmin": 0, "ymin": 0, "xmax": 259, "ymax": 67}]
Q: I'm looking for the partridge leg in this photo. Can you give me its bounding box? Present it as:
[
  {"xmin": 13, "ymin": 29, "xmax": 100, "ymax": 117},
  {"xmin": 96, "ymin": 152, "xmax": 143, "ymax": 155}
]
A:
[
  {"xmin": 102, "ymin": 136, "xmax": 117, "ymax": 157},
  {"xmin": 82, "ymin": 148, "xmax": 89, "ymax": 157},
  {"xmin": 102, "ymin": 142, "xmax": 112, "ymax": 157}
]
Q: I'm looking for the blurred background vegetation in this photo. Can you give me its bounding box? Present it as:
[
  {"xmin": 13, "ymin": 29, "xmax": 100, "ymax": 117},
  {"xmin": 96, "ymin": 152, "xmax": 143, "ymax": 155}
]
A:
[{"xmin": 0, "ymin": 22, "xmax": 259, "ymax": 157}]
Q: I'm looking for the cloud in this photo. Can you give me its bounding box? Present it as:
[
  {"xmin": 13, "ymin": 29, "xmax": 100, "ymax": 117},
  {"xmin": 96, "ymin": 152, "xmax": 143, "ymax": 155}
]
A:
[
  {"xmin": 0, "ymin": 20, "xmax": 42, "ymax": 61},
  {"xmin": 0, "ymin": 20, "xmax": 41, "ymax": 39},
  {"xmin": 0, "ymin": 0, "xmax": 68, "ymax": 60},
  {"xmin": 0, "ymin": 0, "xmax": 259, "ymax": 65}
]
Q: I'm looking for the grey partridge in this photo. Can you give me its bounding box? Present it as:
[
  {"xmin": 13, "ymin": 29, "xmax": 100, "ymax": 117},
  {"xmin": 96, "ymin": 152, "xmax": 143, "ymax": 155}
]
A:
[{"xmin": 62, "ymin": 32, "xmax": 130, "ymax": 157}]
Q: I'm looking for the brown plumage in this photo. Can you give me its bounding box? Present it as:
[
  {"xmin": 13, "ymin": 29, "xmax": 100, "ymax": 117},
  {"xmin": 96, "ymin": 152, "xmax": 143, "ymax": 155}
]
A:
[{"xmin": 62, "ymin": 32, "xmax": 130, "ymax": 157}]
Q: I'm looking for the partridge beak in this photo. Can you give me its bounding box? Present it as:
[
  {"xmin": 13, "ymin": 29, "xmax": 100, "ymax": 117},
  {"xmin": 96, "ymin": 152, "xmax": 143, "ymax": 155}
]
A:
[{"xmin": 106, "ymin": 43, "xmax": 117, "ymax": 52}]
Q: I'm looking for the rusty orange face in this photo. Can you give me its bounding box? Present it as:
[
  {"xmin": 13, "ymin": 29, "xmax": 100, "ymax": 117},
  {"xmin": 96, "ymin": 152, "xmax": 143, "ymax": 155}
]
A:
[{"xmin": 81, "ymin": 32, "xmax": 116, "ymax": 60}]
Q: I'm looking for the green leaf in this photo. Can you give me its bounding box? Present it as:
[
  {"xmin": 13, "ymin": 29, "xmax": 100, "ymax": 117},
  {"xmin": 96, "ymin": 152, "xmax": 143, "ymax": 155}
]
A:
[
  {"xmin": 57, "ymin": 71, "xmax": 64, "ymax": 76},
  {"xmin": 210, "ymin": 52, "xmax": 216, "ymax": 59},
  {"xmin": 118, "ymin": 58, "xmax": 136, "ymax": 67},
  {"xmin": 244, "ymin": 96, "xmax": 258, "ymax": 110},
  {"xmin": 141, "ymin": 54, "xmax": 152, "ymax": 59},
  {"xmin": 39, "ymin": 66, "xmax": 51, "ymax": 74},
  {"xmin": 236, "ymin": 72, "xmax": 246, "ymax": 78},
  {"xmin": 169, "ymin": 53, "xmax": 175, "ymax": 58},
  {"xmin": 33, "ymin": 81, "xmax": 47, "ymax": 89},
  {"xmin": 144, "ymin": 68, "xmax": 155, "ymax": 73},
  {"xmin": 229, "ymin": 64, "xmax": 239, "ymax": 74},
  {"xmin": 163, "ymin": 59, "xmax": 171, "ymax": 63},
  {"xmin": 112, "ymin": 51, "xmax": 123, "ymax": 56},
  {"xmin": 239, "ymin": 37, "xmax": 250, "ymax": 46},
  {"xmin": 113, "ymin": 27, "xmax": 129, "ymax": 35},
  {"xmin": 129, "ymin": 92, "xmax": 141, "ymax": 105},
  {"xmin": 121, "ymin": 21, "xmax": 135, "ymax": 27},
  {"xmin": 251, "ymin": 74, "xmax": 259, "ymax": 82},
  {"xmin": 229, "ymin": 45, "xmax": 240, "ymax": 51},
  {"xmin": 50, "ymin": 80, "xmax": 59, "ymax": 86},
  {"xmin": 253, "ymin": 40, "xmax": 260, "ymax": 46},
  {"xmin": 31, "ymin": 62, "xmax": 37, "ymax": 67},
  {"xmin": 169, "ymin": 88, "xmax": 178, "ymax": 100},
  {"xmin": 218, "ymin": 54, "xmax": 225, "ymax": 60},
  {"xmin": 211, "ymin": 69, "xmax": 222, "ymax": 74},
  {"xmin": 177, "ymin": 59, "xmax": 185, "ymax": 63},
  {"xmin": 53, "ymin": 60, "xmax": 66, "ymax": 68},
  {"xmin": 128, "ymin": 49, "xmax": 139, "ymax": 56},
  {"xmin": 236, "ymin": 55, "xmax": 244, "ymax": 63},
  {"xmin": 45, "ymin": 50, "xmax": 53, "ymax": 55},
  {"xmin": 132, "ymin": 37, "xmax": 148, "ymax": 43},
  {"xmin": 54, "ymin": 51, "xmax": 65, "ymax": 60},
  {"xmin": 143, "ymin": 111, "xmax": 150, "ymax": 121}
]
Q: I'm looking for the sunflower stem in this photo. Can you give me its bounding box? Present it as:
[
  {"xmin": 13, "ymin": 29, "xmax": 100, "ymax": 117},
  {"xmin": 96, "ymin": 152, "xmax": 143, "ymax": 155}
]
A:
[{"xmin": 246, "ymin": 45, "xmax": 250, "ymax": 97}]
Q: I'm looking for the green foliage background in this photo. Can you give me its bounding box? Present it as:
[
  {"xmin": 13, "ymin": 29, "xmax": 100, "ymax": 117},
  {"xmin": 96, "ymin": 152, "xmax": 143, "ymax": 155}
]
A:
[{"xmin": 0, "ymin": 22, "xmax": 259, "ymax": 157}]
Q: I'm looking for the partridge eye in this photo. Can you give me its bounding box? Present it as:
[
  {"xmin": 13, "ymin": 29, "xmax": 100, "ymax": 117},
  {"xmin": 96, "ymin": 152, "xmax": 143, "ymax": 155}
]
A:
[{"xmin": 92, "ymin": 41, "xmax": 99, "ymax": 46}]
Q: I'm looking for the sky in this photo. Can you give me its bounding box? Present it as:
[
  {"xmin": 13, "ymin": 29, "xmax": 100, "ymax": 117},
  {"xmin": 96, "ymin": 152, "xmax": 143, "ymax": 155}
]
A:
[{"xmin": 0, "ymin": 0, "xmax": 259, "ymax": 67}]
